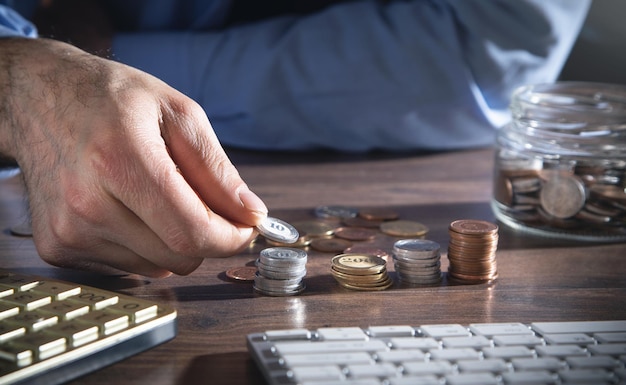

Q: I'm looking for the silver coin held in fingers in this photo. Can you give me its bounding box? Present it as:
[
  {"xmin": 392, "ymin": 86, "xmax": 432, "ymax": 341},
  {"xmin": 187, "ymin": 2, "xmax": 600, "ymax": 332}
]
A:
[{"xmin": 256, "ymin": 217, "xmax": 300, "ymax": 244}]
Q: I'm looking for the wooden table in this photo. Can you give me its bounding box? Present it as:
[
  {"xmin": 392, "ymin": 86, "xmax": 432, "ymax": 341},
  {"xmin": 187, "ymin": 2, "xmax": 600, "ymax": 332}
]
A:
[{"xmin": 1, "ymin": 148, "xmax": 625, "ymax": 385}]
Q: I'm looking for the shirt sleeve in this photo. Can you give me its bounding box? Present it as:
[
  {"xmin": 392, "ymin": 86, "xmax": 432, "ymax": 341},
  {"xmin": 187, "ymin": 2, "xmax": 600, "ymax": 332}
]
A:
[
  {"xmin": 114, "ymin": 0, "xmax": 591, "ymax": 151},
  {"xmin": 0, "ymin": 4, "xmax": 37, "ymax": 38}
]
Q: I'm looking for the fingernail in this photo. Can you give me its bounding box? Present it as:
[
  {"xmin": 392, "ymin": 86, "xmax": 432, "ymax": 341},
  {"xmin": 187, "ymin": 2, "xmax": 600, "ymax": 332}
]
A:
[{"xmin": 239, "ymin": 188, "xmax": 268, "ymax": 217}]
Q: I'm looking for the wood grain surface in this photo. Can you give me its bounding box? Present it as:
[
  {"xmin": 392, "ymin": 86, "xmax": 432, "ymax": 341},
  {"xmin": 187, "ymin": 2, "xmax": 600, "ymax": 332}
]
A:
[{"xmin": 1, "ymin": 148, "xmax": 625, "ymax": 385}]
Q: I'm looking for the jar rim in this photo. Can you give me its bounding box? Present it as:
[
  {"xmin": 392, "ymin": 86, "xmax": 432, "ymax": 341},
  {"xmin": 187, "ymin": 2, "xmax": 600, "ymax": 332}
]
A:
[{"xmin": 503, "ymin": 81, "xmax": 626, "ymax": 158}]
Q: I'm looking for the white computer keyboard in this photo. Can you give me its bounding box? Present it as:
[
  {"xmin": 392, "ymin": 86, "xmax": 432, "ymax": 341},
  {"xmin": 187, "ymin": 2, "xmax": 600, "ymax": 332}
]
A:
[
  {"xmin": 247, "ymin": 320, "xmax": 626, "ymax": 385},
  {"xmin": 0, "ymin": 270, "xmax": 177, "ymax": 385}
]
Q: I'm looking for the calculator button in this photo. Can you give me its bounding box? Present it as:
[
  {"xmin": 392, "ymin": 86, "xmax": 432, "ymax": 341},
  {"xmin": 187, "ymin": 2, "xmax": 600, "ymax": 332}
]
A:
[
  {"xmin": 79, "ymin": 309, "xmax": 129, "ymax": 335},
  {"xmin": 32, "ymin": 281, "xmax": 81, "ymax": 300},
  {"xmin": 46, "ymin": 320, "xmax": 99, "ymax": 348},
  {"xmin": 0, "ymin": 303, "xmax": 19, "ymax": 321},
  {"xmin": 0, "ymin": 275, "xmax": 39, "ymax": 292},
  {"xmin": 73, "ymin": 289, "xmax": 119, "ymax": 310},
  {"xmin": 6, "ymin": 311, "xmax": 58, "ymax": 331},
  {"xmin": 108, "ymin": 297, "xmax": 158, "ymax": 323},
  {"xmin": 3, "ymin": 291, "xmax": 51, "ymax": 311},
  {"xmin": 37, "ymin": 300, "xmax": 90, "ymax": 321}
]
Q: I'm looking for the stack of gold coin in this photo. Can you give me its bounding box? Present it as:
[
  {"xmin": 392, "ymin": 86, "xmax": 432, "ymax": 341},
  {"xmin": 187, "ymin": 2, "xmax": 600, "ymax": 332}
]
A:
[
  {"xmin": 330, "ymin": 254, "xmax": 393, "ymax": 291},
  {"xmin": 392, "ymin": 239, "xmax": 442, "ymax": 285},
  {"xmin": 254, "ymin": 247, "xmax": 307, "ymax": 296},
  {"xmin": 447, "ymin": 220, "xmax": 499, "ymax": 283}
]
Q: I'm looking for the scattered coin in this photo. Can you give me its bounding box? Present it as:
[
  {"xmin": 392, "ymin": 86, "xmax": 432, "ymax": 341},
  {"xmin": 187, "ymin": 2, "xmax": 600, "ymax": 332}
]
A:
[
  {"xmin": 334, "ymin": 227, "xmax": 378, "ymax": 241},
  {"xmin": 225, "ymin": 266, "xmax": 257, "ymax": 282},
  {"xmin": 540, "ymin": 174, "xmax": 586, "ymax": 219},
  {"xmin": 314, "ymin": 205, "xmax": 359, "ymax": 219},
  {"xmin": 291, "ymin": 220, "xmax": 336, "ymax": 238},
  {"xmin": 256, "ymin": 216, "xmax": 299, "ymax": 244},
  {"xmin": 358, "ymin": 207, "xmax": 399, "ymax": 221},
  {"xmin": 380, "ymin": 220, "xmax": 429, "ymax": 237},
  {"xmin": 310, "ymin": 238, "xmax": 353, "ymax": 253}
]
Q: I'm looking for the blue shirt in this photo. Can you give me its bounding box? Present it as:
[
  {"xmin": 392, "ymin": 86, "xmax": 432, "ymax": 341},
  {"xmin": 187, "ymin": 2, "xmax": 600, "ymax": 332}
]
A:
[{"xmin": 0, "ymin": 0, "xmax": 591, "ymax": 151}]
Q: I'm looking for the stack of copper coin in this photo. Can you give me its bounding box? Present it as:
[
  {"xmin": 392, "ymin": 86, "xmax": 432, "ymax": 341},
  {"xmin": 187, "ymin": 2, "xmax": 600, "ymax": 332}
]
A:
[
  {"xmin": 392, "ymin": 239, "xmax": 442, "ymax": 285},
  {"xmin": 254, "ymin": 247, "xmax": 307, "ymax": 296},
  {"xmin": 447, "ymin": 220, "xmax": 499, "ymax": 283},
  {"xmin": 330, "ymin": 254, "xmax": 393, "ymax": 291}
]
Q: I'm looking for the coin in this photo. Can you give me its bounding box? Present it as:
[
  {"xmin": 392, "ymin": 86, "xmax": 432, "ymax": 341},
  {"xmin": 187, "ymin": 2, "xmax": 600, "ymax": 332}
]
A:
[
  {"xmin": 358, "ymin": 207, "xmax": 399, "ymax": 221},
  {"xmin": 449, "ymin": 220, "xmax": 498, "ymax": 236},
  {"xmin": 256, "ymin": 216, "xmax": 299, "ymax": 244},
  {"xmin": 447, "ymin": 219, "xmax": 498, "ymax": 284},
  {"xmin": 539, "ymin": 174, "xmax": 586, "ymax": 219},
  {"xmin": 291, "ymin": 220, "xmax": 336, "ymax": 238},
  {"xmin": 225, "ymin": 266, "xmax": 257, "ymax": 282},
  {"xmin": 334, "ymin": 227, "xmax": 378, "ymax": 241},
  {"xmin": 331, "ymin": 254, "xmax": 387, "ymax": 276},
  {"xmin": 342, "ymin": 216, "xmax": 383, "ymax": 228},
  {"xmin": 254, "ymin": 247, "xmax": 308, "ymax": 296},
  {"xmin": 342, "ymin": 245, "xmax": 389, "ymax": 260},
  {"xmin": 310, "ymin": 238, "xmax": 353, "ymax": 253},
  {"xmin": 380, "ymin": 220, "xmax": 429, "ymax": 237},
  {"xmin": 314, "ymin": 205, "xmax": 359, "ymax": 219}
]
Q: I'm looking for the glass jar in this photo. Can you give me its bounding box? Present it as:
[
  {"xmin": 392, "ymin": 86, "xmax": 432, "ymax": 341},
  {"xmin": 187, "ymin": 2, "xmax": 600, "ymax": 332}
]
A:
[{"xmin": 492, "ymin": 82, "xmax": 626, "ymax": 241}]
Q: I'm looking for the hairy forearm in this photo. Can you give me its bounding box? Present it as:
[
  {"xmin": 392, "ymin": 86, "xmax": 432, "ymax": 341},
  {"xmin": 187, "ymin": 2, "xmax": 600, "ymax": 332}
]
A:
[{"xmin": 0, "ymin": 37, "xmax": 107, "ymax": 171}]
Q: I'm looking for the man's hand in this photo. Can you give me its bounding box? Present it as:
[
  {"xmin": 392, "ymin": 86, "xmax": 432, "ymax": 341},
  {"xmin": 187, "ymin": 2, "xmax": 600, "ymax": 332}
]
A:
[{"xmin": 0, "ymin": 38, "xmax": 267, "ymax": 277}]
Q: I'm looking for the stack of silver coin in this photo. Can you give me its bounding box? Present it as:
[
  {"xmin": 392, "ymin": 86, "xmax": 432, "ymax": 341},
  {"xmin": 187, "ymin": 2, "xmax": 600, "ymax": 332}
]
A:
[
  {"xmin": 254, "ymin": 247, "xmax": 307, "ymax": 296},
  {"xmin": 392, "ymin": 239, "xmax": 442, "ymax": 285}
]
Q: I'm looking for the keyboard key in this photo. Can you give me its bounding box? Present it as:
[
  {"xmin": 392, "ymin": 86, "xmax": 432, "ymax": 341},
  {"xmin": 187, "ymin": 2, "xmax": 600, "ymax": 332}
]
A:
[
  {"xmin": 345, "ymin": 362, "xmax": 398, "ymax": 378},
  {"xmin": 594, "ymin": 332, "xmax": 626, "ymax": 343},
  {"xmin": 492, "ymin": 334, "xmax": 543, "ymax": 347},
  {"xmin": 387, "ymin": 376, "xmax": 439, "ymax": 385},
  {"xmin": 73, "ymin": 289, "xmax": 119, "ymax": 310},
  {"xmin": 444, "ymin": 372, "xmax": 498, "ymax": 385},
  {"xmin": 419, "ymin": 324, "xmax": 469, "ymax": 338},
  {"xmin": 6, "ymin": 310, "xmax": 58, "ymax": 331},
  {"xmin": 482, "ymin": 346, "xmax": 534, "ymax": 359},
  {"xmin": 402, "ymin": 361, "xmax": 453, "ymax": 376},
  {"xmin": 367, "ymin": 325, "xmax": 415, "ymax": 338},
  {"xmin": 531, "ymin": 320, "xmax": 626, "ymax": 335},
  {"xmin": 428, "ymin": 347, "xmax": 480, "ymax": 361},
  {"xmin": 79, "ymin": 309, "xmax": 129, "ymax": 335},
  {"xmin": 390, "ymin": 337, "xmax": 438, "ymax": 350},
  {"xmin": 37, "ymin": 300, "xmax": 90, "ymax": 321},
  {"xmin": 265, "ymin": 328, "xmax": 312, "ymax": 341},
  {"xmin": 282, "ymin": 352, "xmax": 373, "ymax": 366},
  {"xmin": 32, "ymin": 280, "xmax": 81, "ymax": 300},
  {"xmin": 0, "ymin": 285, "xmax": 14, "ymax": 298},
  {"xmin": 511, "ymin": 357, "xmax": 563, "ymax": 372},
  {"xmin": 317, "ymin": 327, "xmax": 368, "ymax": 341},
  {"xmin": 469, "ymin": 323, "xmax": 533, "ymax": 337},
  {"xmin": 375, "ymin": 349, "xmax": 425, "ymax": 363},
  {"xmin": 535, "ymin": 344, "xmax": 587, "ymax": 358},
  {"xmin": 558, "ymin": 368, "xmax": 613, "ymax": 384},
  {"xmin": 457, "ymin": 358, "xmax": 508, "ymax": 373},
  {"xmin": 501, "ymin": 370, "xmax": 557, "ymax": 384},
  {"xmin": 289, "ymin": 365, "xmax": 344, "ymax": 382},
  {"xmin": 566, "ymin": 356, "xmax": 619, "ymax": 370},
  {"xmin": 274, "ymin": 340, "xmax": 388, "ymax": 355},
  {"xmin": 0, "ymin": 275, "xmax": 39, "ymax": 292},
  {"xmin": 542, "ymin": 333, "xmax": 595, "ymax": 345},
  {"xmin": 587, "ymin": 343, "xmax": 626, "ymax": 357},
  {"xmin": 108, "ymin": 297, "xmax": 158, "ymax": 323},
  {"xmin": 0, "ymin": 323, "xmax": 26, "ymax": 343},
  {"xmin": 0, "ymin": 303, "xmax": 19, "ymax": 321},
  {"xmin": 45, "ymin": 320, "xmax": 99, "ymax": 348},
  {"xmin": 9, "ymin": 332, "xmax": 66, "ymax": 360},
  {"xmin": 442, "ymin": 335, "xmax": 491, "ymax": 349},
  {"xmin": 3, "ymin": 291, "xmax": 51, "ymax": 311}
]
